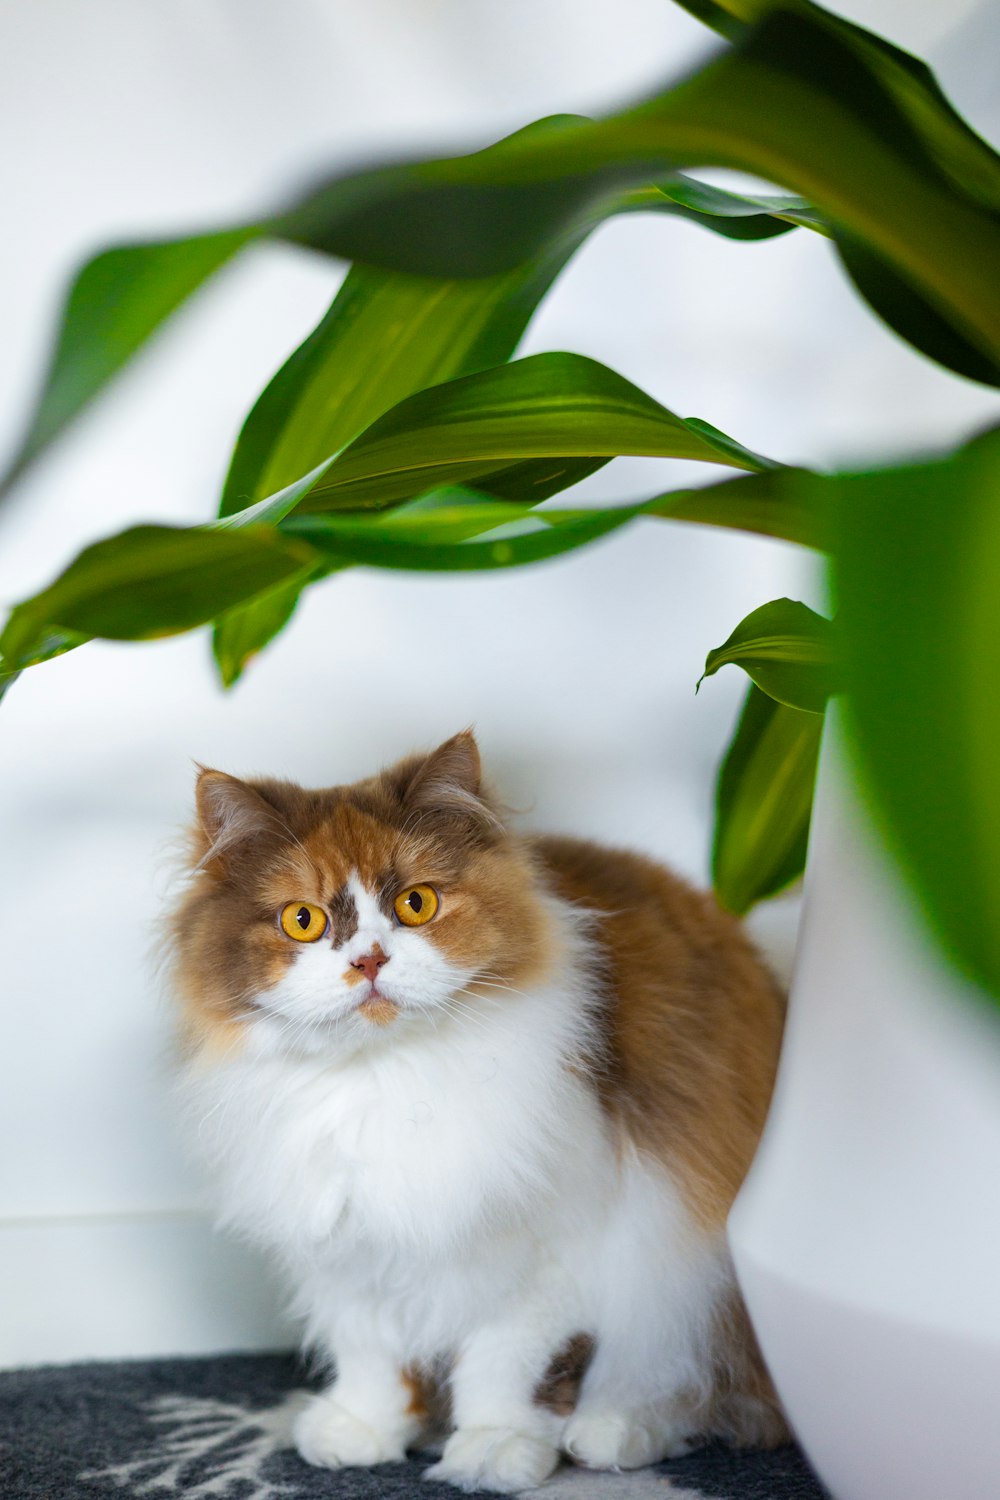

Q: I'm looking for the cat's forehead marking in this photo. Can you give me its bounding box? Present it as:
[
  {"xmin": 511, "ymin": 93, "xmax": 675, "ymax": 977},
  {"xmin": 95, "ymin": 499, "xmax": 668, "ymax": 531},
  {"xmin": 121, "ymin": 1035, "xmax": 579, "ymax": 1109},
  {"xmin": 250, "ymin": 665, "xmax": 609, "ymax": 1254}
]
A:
[{"xmin": 328, "ymin": 885, "xmax": 359, "ymax": 947}]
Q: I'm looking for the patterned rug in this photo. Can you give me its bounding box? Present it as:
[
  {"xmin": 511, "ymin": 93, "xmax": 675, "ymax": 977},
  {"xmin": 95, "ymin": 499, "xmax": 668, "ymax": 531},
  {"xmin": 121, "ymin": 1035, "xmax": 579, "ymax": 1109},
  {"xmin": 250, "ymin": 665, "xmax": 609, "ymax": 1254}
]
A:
[{"xmin": 0, "ymin": 1352, "xmax": 828, "ymax": 1499}]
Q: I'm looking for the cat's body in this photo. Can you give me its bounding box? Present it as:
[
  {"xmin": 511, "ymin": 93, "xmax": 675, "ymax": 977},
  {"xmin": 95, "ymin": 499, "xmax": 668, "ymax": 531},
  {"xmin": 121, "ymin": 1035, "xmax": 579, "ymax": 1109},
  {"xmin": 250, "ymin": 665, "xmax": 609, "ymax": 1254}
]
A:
[{"xmin": 171, "ymin": 732, "xmax": 788, "ymax": 1492}]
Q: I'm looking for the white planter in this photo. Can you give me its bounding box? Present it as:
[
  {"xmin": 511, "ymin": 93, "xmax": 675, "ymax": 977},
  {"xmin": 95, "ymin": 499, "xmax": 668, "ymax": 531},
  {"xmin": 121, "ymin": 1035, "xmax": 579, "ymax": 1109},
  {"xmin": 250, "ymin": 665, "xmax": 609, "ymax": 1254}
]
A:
[{"xmin": 728, "ymin": 704, "xmax": 1000, "ymax": 1499}]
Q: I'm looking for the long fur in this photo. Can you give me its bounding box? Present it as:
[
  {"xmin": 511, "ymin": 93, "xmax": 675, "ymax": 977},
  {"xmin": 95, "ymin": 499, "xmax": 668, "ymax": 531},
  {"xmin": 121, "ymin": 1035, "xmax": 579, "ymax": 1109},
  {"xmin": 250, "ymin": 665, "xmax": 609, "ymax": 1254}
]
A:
[{"xmin": 168, "ymin": 732, "xmax": 789, "ymax": 1491}]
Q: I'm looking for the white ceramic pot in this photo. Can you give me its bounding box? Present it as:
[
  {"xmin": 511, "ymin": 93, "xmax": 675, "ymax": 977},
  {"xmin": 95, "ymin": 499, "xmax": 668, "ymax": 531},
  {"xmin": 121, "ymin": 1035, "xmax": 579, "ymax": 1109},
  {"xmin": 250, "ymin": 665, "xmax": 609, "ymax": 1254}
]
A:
[{"xmin": 728, "ymin": 704, "xmax": 1000, "ymax": 1500}]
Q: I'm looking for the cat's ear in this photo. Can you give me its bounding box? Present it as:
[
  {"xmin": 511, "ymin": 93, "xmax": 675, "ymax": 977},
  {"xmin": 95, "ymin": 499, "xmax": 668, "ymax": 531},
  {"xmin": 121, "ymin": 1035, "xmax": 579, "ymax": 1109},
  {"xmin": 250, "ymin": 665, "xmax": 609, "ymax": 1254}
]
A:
[
  {"xmin": 404, "ymin": 731, "xmax": 501, "ymax": 837},
  {"xmin": 194, "ymin": 768, "xmax": 284, "ymax": 875}
]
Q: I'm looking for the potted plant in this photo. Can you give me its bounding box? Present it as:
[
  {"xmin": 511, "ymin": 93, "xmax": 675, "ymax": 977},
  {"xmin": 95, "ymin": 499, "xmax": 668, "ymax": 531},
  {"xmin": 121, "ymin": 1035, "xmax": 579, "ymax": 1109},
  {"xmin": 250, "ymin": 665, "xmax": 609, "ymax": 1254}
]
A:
[{"xmin": 2, "ymin": 2, "xmax": 999, "ymax": 1494}]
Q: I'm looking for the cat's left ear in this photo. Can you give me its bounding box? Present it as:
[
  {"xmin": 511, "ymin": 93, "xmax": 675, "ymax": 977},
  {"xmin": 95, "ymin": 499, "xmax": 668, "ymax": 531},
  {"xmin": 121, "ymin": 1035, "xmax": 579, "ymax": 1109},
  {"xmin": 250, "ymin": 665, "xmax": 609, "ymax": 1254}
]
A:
[{"xmin": 404, "ymin": 731, "xmax": 501, "ymax": 837}]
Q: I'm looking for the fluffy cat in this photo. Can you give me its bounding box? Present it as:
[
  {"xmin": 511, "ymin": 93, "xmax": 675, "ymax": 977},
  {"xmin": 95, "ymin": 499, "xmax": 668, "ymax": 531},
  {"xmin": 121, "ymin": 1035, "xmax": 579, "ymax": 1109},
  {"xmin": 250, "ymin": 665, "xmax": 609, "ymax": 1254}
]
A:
[{"xmin": 169, "ymin": 730, "xmax": 789, "ymax": 1492}]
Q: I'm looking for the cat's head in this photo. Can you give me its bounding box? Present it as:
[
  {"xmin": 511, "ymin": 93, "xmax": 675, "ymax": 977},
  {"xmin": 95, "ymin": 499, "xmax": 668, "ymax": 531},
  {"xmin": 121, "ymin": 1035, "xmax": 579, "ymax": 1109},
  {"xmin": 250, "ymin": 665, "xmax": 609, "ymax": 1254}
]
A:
[{"xmin": 171, "ymin": 732, "xmax": 552, "ymax": 1055}]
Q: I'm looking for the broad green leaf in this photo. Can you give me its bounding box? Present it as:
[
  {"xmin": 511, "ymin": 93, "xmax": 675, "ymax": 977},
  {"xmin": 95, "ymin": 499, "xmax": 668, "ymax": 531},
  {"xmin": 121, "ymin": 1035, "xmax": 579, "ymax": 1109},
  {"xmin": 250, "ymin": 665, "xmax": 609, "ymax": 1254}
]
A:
[
  {"xmin": 699, "ymin": 596, "xmax": 838, "ymax": 711},
  {"xmin": 833, "ymin": 423, "xmax": 1000, "ymax": 1006},
  {"xmin": 625, "ymin": 175, "xmax": 824, "ymax": 237},
  {"xmin": 212, "ymin": 199, "xmax": 590, "ymax": 683},
  {"xmin": 0, "ymin": 462, "xmax": 823, "ymax": 688},
  {"xmin": 211, "ymin": 575, "xmax": 315, "ymax": 689},
  {"xmin": 713, "ymin": 681, "xmax": 823, "ymax": 913},
  {"xmin": 266, "ymin": 11, "xmax": 1000, "ymax": 382},
  {"xmin": 2, "ymin": 122, "xmax": 814, "ymax": 502},
  {"xmin": 669, "ymin": 0, "xmax": 1000, "ymax": 218},
  {"xmin": 13, "ymin": 0, "xmax": 1000, "ymax": 494},
  {"xmin": 651, "ymin": 464, "xmax": 830, "ymax": 549},
  {"xmin": 0, "ymin": 526, "xmax": 316, "ymax": 669},
  {"xmin": 1, "ymin": 230, "xmax": 253, "ymax": 494},
  {"xmin": 282, "ymin": 492, "xmax": 648, "ymax": 571},
  {"xmin": 289, "ymin": 351, "xmax": 775, "ymax": 515},
  {"xmin": 281, "ymin": 466, "xmax": 823, "ymax": 570},
  {"xmin": 218, "ymin": 257, "xmax": 573, "ymax": 518}
]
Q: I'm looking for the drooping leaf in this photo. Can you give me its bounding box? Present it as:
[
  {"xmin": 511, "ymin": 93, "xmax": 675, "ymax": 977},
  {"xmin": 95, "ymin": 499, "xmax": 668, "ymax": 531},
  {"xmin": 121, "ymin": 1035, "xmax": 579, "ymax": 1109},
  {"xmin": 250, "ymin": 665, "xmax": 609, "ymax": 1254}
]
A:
[
  {"xmin": 699, "ymin": 596, "xmax": 838, "ymax": 711},
  {"xmin": 712, "ymin": 681, "xmax": 823, "ymax": 913},
  {"xmin": 11, "ymin": 2, "xmax": 1000, "ymax": 496},
  {"xmin": 286, "ymin": 351, "xmax": 775, "ymax": 515},
  {"xmin": 0, "ymin": 526, "xmax": 316, "ymax": 669},
  {"xmin": 625, "ymin": 175, "xmax": 824, "ymax": 237},
  {"xmin": 668, "ymin": 0, "xmax": 1000, "ymax": 222},
  {"xmin": 211, "ymin": 576, "xmax": 311, "ymax": 689},
  {"xmin": 833, "ymin": 422, "xmax": 1000, "ymax": 1007},
  {"xmin": 1, "ymin": 230, "xmax": 254, "ymax": 494},
  {"xmin": 651, "ymin": 464, "xmax": 830, "ymax": 549},
  {"xmin": 218, "ymin": 166, "xmax": 811, "ymax": 520},
  {"xmin": 263, "ymin": 9, "xmax": 1000, "ymax": 382},
  {"xmin": 0, "ymin": 460, "xmax": 826, "ymax": 687},
  {"xmin": 1, "ymin": 124, "xmax": 816, "ymax": 504},
  {"xmin": 279, "ymin": 463, "xmax": 824, "ymax": 571},
  {"xmin": 211, "ymin": 208, "xmax": 590, "ymax": 682}
]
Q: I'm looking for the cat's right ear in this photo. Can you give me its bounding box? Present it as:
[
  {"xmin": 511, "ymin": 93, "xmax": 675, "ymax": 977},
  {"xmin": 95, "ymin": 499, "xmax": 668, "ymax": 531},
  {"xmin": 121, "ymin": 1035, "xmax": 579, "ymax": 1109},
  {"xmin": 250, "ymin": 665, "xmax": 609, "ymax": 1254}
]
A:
[{"xmin": 194, "ymin": 768, "xmax": 282, "ymax": 876}]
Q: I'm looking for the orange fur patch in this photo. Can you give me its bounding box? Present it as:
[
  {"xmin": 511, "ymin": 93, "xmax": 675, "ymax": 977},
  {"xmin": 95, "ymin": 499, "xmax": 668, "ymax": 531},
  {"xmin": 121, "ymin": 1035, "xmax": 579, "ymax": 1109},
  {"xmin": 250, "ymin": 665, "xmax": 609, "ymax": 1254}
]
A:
[{"xmin": 357, "ymin": 995, "xmax": 400, "ymax": 1026}]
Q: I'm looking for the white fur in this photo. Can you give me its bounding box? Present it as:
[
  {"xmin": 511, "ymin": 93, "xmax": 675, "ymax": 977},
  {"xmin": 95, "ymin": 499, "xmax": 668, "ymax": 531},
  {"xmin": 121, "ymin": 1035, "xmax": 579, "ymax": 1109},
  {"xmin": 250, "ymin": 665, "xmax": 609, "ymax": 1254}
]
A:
[{"xmin": 179, "ymin": 887, "xmax": 731, "ymax": 1491}]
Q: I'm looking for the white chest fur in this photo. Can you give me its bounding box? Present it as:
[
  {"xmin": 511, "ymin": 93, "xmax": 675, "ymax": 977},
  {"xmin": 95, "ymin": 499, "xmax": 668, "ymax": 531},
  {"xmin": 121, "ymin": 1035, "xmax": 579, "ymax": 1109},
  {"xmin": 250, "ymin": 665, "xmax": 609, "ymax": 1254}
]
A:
[{"xmin": 183, "ymin": 962, "xmax": 611, "ymax": 1270}]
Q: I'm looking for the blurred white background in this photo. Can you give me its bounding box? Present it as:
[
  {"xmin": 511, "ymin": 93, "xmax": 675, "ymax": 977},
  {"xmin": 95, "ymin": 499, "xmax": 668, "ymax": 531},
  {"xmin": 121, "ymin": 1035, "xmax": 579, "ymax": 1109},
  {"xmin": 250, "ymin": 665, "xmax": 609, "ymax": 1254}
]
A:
[{"xmin": 1, "ymin": 0, "xmax": 998, "ymax": 1366}]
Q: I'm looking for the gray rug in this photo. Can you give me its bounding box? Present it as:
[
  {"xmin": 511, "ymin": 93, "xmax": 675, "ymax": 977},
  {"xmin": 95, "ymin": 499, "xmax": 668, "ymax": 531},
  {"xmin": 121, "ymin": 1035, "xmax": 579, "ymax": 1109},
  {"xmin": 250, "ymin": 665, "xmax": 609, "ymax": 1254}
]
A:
[{"xmin": 0, "ymin": 1352, "xmax": 828, "ymax": 1499}]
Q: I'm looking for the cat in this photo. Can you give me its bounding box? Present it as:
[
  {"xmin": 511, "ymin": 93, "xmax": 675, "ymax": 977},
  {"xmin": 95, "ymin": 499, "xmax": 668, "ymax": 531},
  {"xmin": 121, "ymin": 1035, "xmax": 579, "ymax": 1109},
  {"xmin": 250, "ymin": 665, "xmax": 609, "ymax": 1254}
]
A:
[{"xmin": 169, "ymin": 730, "xmax": 789, "ymax": 1492}]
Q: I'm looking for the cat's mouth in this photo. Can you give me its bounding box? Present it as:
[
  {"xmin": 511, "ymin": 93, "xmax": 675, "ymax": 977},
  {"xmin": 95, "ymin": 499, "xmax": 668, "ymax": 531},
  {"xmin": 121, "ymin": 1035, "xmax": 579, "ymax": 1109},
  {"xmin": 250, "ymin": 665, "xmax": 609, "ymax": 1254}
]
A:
[{"xmin": 355, "ymin": 989, "xmax": 401, "ymax": 1027}]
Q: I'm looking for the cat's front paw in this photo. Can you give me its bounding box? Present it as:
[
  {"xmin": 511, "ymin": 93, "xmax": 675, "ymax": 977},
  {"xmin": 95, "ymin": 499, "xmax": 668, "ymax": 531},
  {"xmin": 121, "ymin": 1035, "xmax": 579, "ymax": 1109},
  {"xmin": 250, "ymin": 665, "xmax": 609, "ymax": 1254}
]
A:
[
  {"xmin": 294, "ymin": 1393, "xmax": 406, "ymax": 1469},
  {"xmin": 424, "ymin": 1426, "xmax": 559, "ymax": 1493},
  {"xmin": 563, "ymin": 1408, "xmax": 692, "ymax": 1470}
]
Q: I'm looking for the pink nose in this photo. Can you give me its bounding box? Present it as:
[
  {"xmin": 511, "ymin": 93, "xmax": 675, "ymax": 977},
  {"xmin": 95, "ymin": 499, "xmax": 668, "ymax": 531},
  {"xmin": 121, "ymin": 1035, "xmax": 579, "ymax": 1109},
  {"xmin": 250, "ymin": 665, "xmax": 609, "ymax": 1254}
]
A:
[{"xmin": 351, "ymin": 950, "xmax": 388, "ymax": 984}]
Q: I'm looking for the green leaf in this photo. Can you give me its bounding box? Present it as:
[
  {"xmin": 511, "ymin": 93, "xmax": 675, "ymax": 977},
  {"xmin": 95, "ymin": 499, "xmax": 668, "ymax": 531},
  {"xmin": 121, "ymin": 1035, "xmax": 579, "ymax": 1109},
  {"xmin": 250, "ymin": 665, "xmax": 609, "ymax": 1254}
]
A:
[
  {"xmin": 669, "ymin": 0, "xmax": 1000, "ymax": 221},
  {"xmin": 833, "ymin": 423, "xmax": 1000, "ymax": 1007},
  {"xmin": 1, "ymin": 230, "xmax": 253, "ymax": 493},
  {"xmin": 651, "ymin": 464, "xmax": 831, "ymax": 549},
  {"xmin": 212, "ymin": 203, "xmax": 590, "ymax": 683},
  {"xmin": 712, "ymin": 681, "xmax": 823, "ymax": 913},
  {"xmin": 626, "ymin": 174, "xmax": 824, "ymax": 238},
  {"xmin": 9, "ymin": 3, "xmax": 1000, "ymax": 497},
  {"xmin": 0, "ymin": 462, "xmax": 826, "ymax": 693},
  {"xmin": 282, "ymin": 494, "xmax": 643, "ymax": 571},
  {"xmin": 267, "ymin": 10, "xmax": 1000, "ymax": 382},
  {"xmin": 699, "ymin": 596, "xmax": 838, "ymax": 711},
  {"xmin": 0, "ymin": 526, "xmax": 316, "ymax": 669},
  {"xmin": 3, "ymin": 121, "xmax": 815, "ymax": 503},
  {"xmin": 288, "ymin": 351, "xmax": 774, "ymax": 515},
  {"xmin": 211, "ymin": 576, "xmax": 309, "ymax": 689},
  {"xmin": 281, "ymin": 458, "xmax": 825, "ymax": 570}
]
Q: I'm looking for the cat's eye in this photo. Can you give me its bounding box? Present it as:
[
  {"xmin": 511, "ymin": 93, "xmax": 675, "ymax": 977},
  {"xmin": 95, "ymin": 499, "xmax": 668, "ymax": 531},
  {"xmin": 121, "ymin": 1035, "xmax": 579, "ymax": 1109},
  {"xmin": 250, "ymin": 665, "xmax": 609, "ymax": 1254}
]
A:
[
  {"xmin": 393, "ymin": 885, "xmax": 439, "ymax": 927},
  {"xmin": 279, "ymin": 902, "xmax": 329, "ymax": 942}
]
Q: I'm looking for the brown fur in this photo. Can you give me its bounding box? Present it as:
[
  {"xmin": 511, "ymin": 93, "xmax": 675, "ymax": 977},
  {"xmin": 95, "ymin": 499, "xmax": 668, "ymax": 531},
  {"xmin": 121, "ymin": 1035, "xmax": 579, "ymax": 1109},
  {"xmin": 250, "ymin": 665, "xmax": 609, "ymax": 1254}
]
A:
[
  {"xmin": 170, "ymin": 732, "xmax": 789, "ymax": 1446},
  {"xmin": 531, "ymin": 837, "xmax": 785, "ymax": 1231},
  {"xmin": 171, "ymin": 733, "xmax": 550, "ymax": 1053}
]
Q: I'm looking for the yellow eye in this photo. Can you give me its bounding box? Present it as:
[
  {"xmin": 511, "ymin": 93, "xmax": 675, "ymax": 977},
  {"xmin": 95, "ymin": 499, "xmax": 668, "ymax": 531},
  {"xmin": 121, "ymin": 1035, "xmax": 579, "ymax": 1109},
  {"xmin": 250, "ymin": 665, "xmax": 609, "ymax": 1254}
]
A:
[
  {"xmin": 279, "ymin": 902, "xmax": 329, "ymax": 942},
  {"xmin": 393, "ymin": 885, "xmax": 439, "ymax": 927}
]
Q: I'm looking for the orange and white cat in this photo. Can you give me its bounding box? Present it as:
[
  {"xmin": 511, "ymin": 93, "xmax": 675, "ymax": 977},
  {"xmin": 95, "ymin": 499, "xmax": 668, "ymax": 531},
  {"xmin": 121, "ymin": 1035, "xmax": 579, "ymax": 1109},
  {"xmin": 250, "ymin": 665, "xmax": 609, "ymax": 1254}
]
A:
[{"xmin": 170, "ymin": 731, "xmax": 788, "ymax": 1492}]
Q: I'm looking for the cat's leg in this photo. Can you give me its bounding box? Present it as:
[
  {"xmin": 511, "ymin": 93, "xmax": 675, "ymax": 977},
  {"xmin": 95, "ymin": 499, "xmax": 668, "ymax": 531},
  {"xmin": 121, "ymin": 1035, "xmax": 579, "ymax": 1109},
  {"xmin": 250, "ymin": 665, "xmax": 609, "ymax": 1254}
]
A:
[
  {"xmin": 424, "ymin": 1287, "xmax": 576, "ymax": 1493},
  {"xmin": 294, "ymin": 1338, "xmax": 423, "ymax": 1469},
  {"xmin": 563, "ymin": 1166, "xmax": 726, "ymax": 1471},
  {"xmin": 562, "ymin": 1345, "xmax": 699, "ymax": 1472}
]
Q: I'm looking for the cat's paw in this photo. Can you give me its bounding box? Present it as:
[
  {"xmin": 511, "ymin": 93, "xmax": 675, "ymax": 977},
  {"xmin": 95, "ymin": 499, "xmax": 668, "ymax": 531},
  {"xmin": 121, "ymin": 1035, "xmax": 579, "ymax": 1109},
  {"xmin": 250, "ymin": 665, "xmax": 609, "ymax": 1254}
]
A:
[
  {"xmin": 424, "ymin": 1426, "xmax": 559, "ymax": 1492},
  {"xmin": 294, "ymin": 1394, "xmax": 406, "ymax": 1469},
  {"xmin": 563, "ymin": 1408, "xmax": 692, "ymax": 1470}
]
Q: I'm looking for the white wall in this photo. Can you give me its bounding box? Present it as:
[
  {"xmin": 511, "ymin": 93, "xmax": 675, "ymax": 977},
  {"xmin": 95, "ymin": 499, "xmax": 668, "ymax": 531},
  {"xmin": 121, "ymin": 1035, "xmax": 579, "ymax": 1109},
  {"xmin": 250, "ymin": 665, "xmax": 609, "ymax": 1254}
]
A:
[{"xmin": 1, "ymin": 0, "xmax": 998, "ymax": 1367}]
